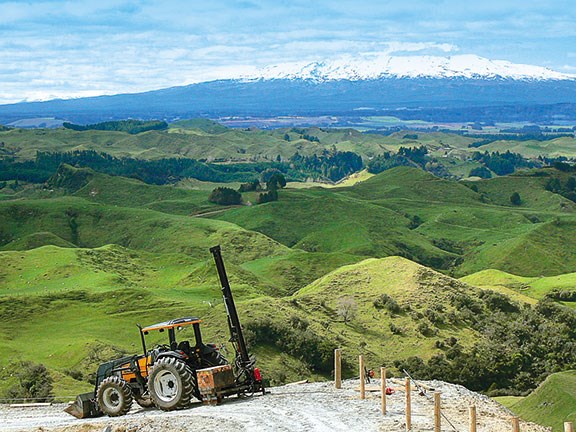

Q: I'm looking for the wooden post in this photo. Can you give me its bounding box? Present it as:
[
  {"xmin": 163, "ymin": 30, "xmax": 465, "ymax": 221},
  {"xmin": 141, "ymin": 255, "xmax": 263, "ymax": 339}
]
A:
[
  {"xmin": 381, "ymin": 367, "xmax": 387, "ymax": 415},
  {"xmin": 334, "ymin": 349, "xmax": 342, "ymax": 389},
  {"xmin": 512, "ymin": 416, "xmax": 520, "ymax": 432},
  {"xmin": 565, "ymin": 422, "xmax": 574, "ymax": 432},
  {"xmin": 434, "ymin": 391, "xmax": 441, "ymax": 432},
  {"xmin": 469, "ymin": 405, "xmax": 477, "ymax": 432},
  {"xmin": 405, "ymin": 377, "xmax": 411, "ymax": 431},
  {"xmin": 359, "ymin": 355, "xmax": 365, "ymax": 400}
]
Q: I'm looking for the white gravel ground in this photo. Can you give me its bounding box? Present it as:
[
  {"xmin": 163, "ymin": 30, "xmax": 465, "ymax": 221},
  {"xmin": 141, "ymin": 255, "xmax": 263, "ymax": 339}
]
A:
[{"xmin": 0, "ymin": 379, "xmax": 550, "ymax": 432}]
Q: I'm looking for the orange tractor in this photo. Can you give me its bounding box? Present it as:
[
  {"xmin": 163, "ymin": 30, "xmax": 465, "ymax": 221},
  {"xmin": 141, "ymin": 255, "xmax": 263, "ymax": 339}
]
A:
[{"xmin": 65, "ymin": 246, "xmax": 264, "ymax": 418}]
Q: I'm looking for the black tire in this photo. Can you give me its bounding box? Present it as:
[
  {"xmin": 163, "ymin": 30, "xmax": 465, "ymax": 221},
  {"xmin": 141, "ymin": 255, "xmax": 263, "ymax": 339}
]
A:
[
  {"xmin": 96, "ymin": 376, "xmax": 133, "ymax": 417},
  {"xmin": 148, "ymin": 357, "xmax": 195, "ymax": 411},
  {"xmin": 135, "ymin": 393, "xmax": 155, "ymax": 408}
]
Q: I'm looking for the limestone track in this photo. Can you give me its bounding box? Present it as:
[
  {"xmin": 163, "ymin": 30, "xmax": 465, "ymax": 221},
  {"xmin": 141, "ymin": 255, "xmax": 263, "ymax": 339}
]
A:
[{"xmin": 0, "ymin": 380, "xmax": 549, "ymax": 432}]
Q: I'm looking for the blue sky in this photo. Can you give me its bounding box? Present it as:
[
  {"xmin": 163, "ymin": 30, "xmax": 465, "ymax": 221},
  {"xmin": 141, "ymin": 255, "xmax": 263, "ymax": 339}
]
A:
[{"xmin": 1, "ymin": 0, "xmax": 575, "ymax": 104}]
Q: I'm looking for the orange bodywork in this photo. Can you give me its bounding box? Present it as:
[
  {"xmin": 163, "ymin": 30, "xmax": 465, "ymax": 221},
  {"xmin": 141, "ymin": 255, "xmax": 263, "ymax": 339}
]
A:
[
  {"xmin": 197, "ymin": 365, "xmax": 235, "ymax": 396},
  {"xmin": 120, "ymin": 355, "xmax": 151, "ymax": 382}
]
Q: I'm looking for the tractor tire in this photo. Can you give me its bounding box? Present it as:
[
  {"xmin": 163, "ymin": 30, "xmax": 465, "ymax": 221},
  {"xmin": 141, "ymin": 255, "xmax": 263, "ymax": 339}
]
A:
[
  {"xmin": 135, "ymin": 393, "xmax": 155, "ymax": 408},
  {"xmin": 148, "ymin": 357, "xmax": 195, "ymax": 411},
  {"xmin": 96, "ymin": 376, "xmax": 133, "ymax": 417}
]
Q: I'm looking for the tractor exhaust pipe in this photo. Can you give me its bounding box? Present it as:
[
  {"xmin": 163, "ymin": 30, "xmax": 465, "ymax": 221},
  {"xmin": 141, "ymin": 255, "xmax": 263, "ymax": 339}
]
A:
[{"xmin": 64, "ymin": 392, "xmax": 102, "ymax": 419}]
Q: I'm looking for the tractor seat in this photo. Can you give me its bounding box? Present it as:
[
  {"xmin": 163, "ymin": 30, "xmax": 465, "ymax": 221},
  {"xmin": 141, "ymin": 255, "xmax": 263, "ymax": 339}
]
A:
[{"xmin": 177, "ymin": 340, "xmax": 191, "ymax": 355}]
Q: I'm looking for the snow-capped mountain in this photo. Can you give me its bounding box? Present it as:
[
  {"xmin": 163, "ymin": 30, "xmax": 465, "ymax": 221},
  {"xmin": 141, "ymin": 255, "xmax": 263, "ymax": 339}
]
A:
[
  {"xmin": 243, "ymin": 54, "xmax": 575, "ymax": 82},
  {"xmin": 2, "ymin": 54, "xmax": 576, "ymax": 125}
]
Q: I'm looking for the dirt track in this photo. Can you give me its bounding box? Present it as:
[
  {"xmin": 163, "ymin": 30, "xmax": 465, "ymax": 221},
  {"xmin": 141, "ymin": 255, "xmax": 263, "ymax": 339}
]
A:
[{"xmin": 0, "ymin": 379, "xmax": 550, "ymax": 432}]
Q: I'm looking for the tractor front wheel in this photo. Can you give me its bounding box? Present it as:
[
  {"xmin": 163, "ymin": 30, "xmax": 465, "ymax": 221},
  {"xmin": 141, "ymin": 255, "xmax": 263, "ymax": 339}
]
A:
[
  {"xmin": 96, "ymin": 376, "xmax": 133, "ymax": 417},
  {"xmin": 148, "ymin": 357, "xmax": 195, "ymax": 411}
]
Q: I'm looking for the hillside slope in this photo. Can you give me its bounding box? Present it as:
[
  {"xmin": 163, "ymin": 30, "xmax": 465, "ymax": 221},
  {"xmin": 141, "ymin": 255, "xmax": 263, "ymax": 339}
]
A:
[
  {"xmin": 507, "ymin": 371, "xmax": 576, "ymax": 431},
  {"xmin": 215, "ymin": 167, "xmax": 576, "ymax": 276}
]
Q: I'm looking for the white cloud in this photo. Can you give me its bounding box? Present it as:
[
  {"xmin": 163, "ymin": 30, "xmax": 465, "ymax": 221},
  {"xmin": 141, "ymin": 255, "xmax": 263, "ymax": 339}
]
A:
[{"xmin": 0, "ymin": 1, "xmax": 574, "ymax": 104}]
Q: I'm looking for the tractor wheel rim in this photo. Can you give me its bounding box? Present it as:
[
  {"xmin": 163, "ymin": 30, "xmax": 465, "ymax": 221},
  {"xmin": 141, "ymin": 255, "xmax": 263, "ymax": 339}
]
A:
[
  {"xmin": 154, "ymin": 370, "xmax": 179, "ymax": 402},
  {"xmin": 102, "ymin": 387, "xmax": 121, "ymax": 408}
]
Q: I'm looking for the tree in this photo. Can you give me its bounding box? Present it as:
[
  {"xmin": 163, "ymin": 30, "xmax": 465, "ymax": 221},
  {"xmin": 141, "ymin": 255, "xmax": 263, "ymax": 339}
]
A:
[
  {"xmin": 510, "ymin": 192, "xmax": 521, "ymax": 206},
  {"xmin": 238, "ymin": 179, "xmax": 261, "ymax": 192},
  {"xmin": 266, "ymin": 173, "xmax": 286, "ymax": 191},
  {"xmin": 208, "ymin": 187, "xmax": 242, "ymax": 205},
  {"xmin": 256, "ymin": 189, "xmax": 278, "ymax": 204},
  {"xmin": 469, "ymin": 166, "xmax": 492, "ymax": 179},
  {"xmin": 2, "ymin": 361, "xmax": 54, "ymax": 402},
  {"xmin": 260, "ymin": 168, "xmax": 284, "ymax": 184},
  {"xmin": 336, "ymin": 296, "xmax": 358, "ymax": 324}
]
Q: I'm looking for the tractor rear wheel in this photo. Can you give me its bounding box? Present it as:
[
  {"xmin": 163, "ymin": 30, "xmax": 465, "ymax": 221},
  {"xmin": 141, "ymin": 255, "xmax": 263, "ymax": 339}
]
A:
[
  {"xmin": 96, "ymin": 376, "xmax": 133, "ymax": 417},
  {"xmin": 148, "ymin": 357, "xmax": 195, "ymax": 411}
]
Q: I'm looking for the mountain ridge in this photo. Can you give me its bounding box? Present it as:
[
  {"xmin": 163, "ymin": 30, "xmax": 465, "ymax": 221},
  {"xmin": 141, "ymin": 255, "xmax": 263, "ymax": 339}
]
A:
[{"xmin": 239, "ymin": 54, "xmax": 576, "ymax": 82}]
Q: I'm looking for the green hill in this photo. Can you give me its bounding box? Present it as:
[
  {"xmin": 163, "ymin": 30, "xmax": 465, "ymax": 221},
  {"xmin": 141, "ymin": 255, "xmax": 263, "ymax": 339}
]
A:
[
  {"xmin": 47, "ymin": 164, "xmax": 213, "ymax": 215},
  {"xmin": 214, "ymin": 183, "xmax": 459, "ymax": 269},
  {"xmin": 172, "ymin": 256, "xmax": 490, "ymax": 384},
  {"xmin": 213, "ymin": 167, "xmax": 576, "ymax": 277},
  {"xmin": 5, "ymin": 123, "xmax": 574, "ymax": 164},
  {"xmin": 342, "ymin": 166, "xmax": 480, "ymax": 204},
  {"xmin": 505, "ymin": 371, "xmax": 576, "ymax": 431},
  {"xmin": 464, "ymin": 170, "xmax": 576, "ymax": 211},
  {"xmin": 462, "ymin": 268, "xmax": 576, "ymax": 307},
  {"xmin": 3, "ymin": 155, "xmax": 576, "ymax": 402}
]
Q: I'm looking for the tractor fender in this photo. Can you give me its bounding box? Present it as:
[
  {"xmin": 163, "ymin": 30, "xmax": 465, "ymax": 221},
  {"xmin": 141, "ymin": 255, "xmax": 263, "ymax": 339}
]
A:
[{"xmin": 156, "ymin": 351, "xmax": 188, "ymax": 362}]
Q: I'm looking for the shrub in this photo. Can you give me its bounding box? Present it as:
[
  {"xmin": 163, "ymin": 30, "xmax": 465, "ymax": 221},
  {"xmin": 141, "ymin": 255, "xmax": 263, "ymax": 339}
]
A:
[
  {"xmin": 510, "ymin": 192, "xmax": 521, "ymax": 206},
  {"xmin": 2, "ymin": 361, "xmax": 54, "ymax": 403},
  {"xmin": 417, "ymin": 321, "xmax": 435, "ymax": 336},
  {"xmin": 373, "ymin": 294, "xmax": 402, "ymax": 314},
  {"xmin": 479, "ymin": 290, "xmax": 519, "ymax": 312},
  {"xmin": 244, "ymin": 318, "xmax": 335, "ymax": 373},
  {"xmin": 545, "ymin": 289, "xmax": 576, "ymax": 302}
]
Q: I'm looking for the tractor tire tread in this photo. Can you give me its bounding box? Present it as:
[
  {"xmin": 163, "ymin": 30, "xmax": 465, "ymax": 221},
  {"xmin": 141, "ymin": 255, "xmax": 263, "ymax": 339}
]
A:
[
  {"xmin": 96, "ymin": 376, "xmax": 133, "ymax": 417},
  {"xmin": 148, "ymin": 357, "xmax": 195, "ymax": 411}
]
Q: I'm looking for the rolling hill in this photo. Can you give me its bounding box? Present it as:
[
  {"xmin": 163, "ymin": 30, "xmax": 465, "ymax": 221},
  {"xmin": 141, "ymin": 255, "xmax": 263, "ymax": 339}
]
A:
[
  {"xmin": 504, "ymin": 371, "xmax": 576, "ymax": 431},
  {"xmin": 1, "ymin": 154, "xmax": 576, "ymax": 432}
]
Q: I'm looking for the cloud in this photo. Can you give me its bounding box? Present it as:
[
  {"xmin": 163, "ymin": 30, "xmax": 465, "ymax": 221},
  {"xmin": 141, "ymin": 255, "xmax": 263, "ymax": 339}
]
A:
[{"xmin": 0, "ymin": 0, "xmax": 575, "ymax": 104}]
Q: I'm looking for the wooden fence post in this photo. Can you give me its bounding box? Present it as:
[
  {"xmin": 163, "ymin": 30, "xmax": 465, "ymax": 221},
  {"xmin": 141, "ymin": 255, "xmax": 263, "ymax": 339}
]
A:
[
  {"xmin": 565, "ymin": 422, "xmax": 574, "ymax": 432},
  {"xmin": 405, "ymin": 377, "xmax": 411, "ymax": 431},
  {"xmin": 469, "ymin": 405, "xmax": 477, "ymax": 432},
  {"xmin": 334, "ymin": 349, "xmax": 341, "ymax": 389},
  {"xmin": 359, "ymin": 355, "xmax": 365, "ymax": 400},
  {"xmin": 381, "ymin": 367, "xmax": 387, "ymax": 415},
  {"xmin": 434, "ymin": 391, "xmax": 441, "ymax": 432},
  {"xmin": 512, "ymin": 416, "xmax": 520, "ymax": 432}
]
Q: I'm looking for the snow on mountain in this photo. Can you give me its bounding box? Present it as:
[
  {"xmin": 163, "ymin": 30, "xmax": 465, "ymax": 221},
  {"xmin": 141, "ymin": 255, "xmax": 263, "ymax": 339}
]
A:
[{"xmin": 241, "ymin": 54, "xmax": 575, "ymax": 82}]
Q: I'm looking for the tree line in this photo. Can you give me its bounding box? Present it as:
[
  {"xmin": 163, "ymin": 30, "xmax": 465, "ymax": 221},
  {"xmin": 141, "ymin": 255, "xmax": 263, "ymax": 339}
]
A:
[
  {"xmin": 1, "ymin": 149, "xmax": 366, "ymax": 186},
  {"xmin": 63, "ymin": 120, "xmax": 168, "ymax": 134}
]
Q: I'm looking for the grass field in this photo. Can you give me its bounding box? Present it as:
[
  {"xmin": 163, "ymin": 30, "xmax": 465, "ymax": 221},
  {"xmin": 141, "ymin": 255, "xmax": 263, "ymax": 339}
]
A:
[{"xmin": 500, "ymin": 371, "xmax": 576, "ymax": 431}]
